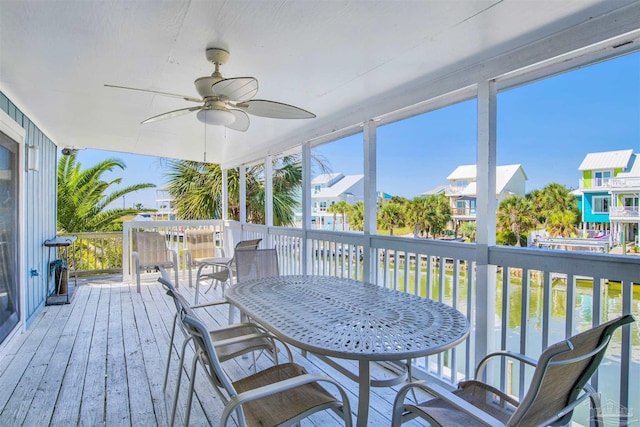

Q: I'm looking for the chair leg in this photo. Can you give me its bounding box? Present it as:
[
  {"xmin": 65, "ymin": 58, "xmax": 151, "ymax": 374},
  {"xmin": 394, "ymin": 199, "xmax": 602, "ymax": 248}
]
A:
[
  {"xmin": 184, "ymin": 353, "xmax": 199, "ymax": 427},
  {"xmin": 171, "ymin": 336, "xmax": 192, "ymax": 427},
  {"xmin": 589, "ymin": 392, "xmax": 603, "ymax": 427},
  {"xmin": 163, "ymin": 315, "xmax": 178, "ymax": 391}
]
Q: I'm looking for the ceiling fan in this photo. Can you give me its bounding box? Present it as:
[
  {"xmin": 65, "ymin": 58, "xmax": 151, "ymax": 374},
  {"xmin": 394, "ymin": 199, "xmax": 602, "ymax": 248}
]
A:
[{"xmin": 105, "ymin": 48, "xmax": 315, "ymax": 132}]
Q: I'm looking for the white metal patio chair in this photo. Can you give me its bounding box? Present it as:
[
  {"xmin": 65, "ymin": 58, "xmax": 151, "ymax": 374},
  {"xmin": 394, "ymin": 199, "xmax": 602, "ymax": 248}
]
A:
[
  {"xmin": 193, "ymin": 238, "xmax": 262, "ymax": 304},
  {"xmin": 392, "ymin": 314, "xmax": 636, "ymax": 427},
  {"xmin": 184, "ymin": 228, "xmax": 221, "ymax": 289},
  {"xmin": 132, "ymin": 231, "xmax": 178, "ymax": 291},
  {"xmin": 180, "ymin": 310, "xmax": 353, "ymax": 427},
  {"xmin": 158, "ymin": 272, "xmax": 293, "ymax": 427}
]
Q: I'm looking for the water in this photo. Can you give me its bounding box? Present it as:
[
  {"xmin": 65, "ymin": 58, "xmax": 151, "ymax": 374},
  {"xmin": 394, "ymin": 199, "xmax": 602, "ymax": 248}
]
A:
[{"xmin": 386, "ymin": 266, "xmax": 640, "ymax": 425}]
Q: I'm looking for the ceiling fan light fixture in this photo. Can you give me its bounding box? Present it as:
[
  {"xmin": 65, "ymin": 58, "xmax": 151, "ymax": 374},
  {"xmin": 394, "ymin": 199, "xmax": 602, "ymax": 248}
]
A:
[{"xmin": 197, "ymin": 108, "xmax": 235, "ymax": 126}]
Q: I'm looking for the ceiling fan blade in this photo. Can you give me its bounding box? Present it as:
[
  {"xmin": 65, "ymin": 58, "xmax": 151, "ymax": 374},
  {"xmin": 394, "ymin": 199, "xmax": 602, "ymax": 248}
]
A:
[
  {"xmin": 141, "ymin": 106, "xmax": 201, "ymax": 124},
  {"xmin": 105, "ymin": 84, "xmax": 202, "ymax": 103},
  {"xmin": 236, "ymin": 99, "xmax": 315, "ymax": 119},
  {"xmin": 211, "ymin": 77, "xmax": 258, "ymax": 102},
  {"xmin": 226, "ymin": 109, "xmax": 250, "ymax": 132}
]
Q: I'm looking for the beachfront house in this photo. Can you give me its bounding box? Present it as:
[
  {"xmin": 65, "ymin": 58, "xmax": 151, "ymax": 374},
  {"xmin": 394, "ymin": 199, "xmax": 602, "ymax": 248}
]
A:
[
  {"xmin": 310, "ymin": 173, "xmax": 364, "ymax": 229},
  {"xmin": 576, "ymin": 149, "xmax": 640, "ymax": 246},
  {"xmin": 445, "ymin": 164, "xmax": 527, "ymax": 224},
  {"xmin": 1, "ymin": 1, "xmax": 638, "ymax": 425}
]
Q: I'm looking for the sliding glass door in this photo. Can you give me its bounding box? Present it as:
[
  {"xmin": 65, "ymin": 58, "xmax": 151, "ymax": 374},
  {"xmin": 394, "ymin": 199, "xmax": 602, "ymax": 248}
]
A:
[{"xmin": 0, "ymin": 132, "xmax": 18, "ymax": 343}]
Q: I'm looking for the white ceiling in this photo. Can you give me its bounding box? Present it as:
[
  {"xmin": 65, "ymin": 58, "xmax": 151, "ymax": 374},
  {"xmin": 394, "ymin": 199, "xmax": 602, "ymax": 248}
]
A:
[{"xmin": 1, "ymin": 0, "xmax": 639, "ymax": 167}]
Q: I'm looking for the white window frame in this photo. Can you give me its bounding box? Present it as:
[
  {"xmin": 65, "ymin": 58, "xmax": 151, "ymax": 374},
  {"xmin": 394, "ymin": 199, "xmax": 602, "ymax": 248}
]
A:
[{"xmin": 592, "ymin": 195, "xmax": 610, "ymax": 214}]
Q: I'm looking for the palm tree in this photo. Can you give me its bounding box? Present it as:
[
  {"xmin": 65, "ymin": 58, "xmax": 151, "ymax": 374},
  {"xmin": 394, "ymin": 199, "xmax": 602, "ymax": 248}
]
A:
[
  {"xmin": 326, "ymin": 203, "xmax": 339, "ymax": 231},
  {"xmin": 547, "ymin": 210, "xmax": 579, "ymax": 237},
  {"xmin": 378, "ymin": 202, "xmax": 404, "ymax": 236},
  {"xmin": 165, "ymin": 156, "xmax": 302, "ymax": 226},
  {"xmin": 528, "ymin": 183, "xmax": 578, "ymax": 227},
  {"xmin": 332, "ymin": 200, "xmax": 351, "ymax": 231},
  {"xmin": 57, "ymin": 153, "xmax": 155, "ymax": 232},
  {"xmin": 496, "ymin": 195, "xmax": 537, "ymax": 246},
  {"xmin": 404, "ymin": 194, "xmax": 451, "ymax": 239},
  {"xmin": 348, "ymin": 201, "xmax": 365, "ymax": 231},
  {"xmin": 459, "ymin": 221, "xmax": 476, "ymax": 242}
]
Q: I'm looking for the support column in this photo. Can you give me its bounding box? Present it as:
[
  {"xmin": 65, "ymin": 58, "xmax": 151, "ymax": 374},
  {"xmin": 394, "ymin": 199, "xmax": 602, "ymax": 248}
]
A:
[
  {"xmin": 363, "ymin": 120, "xmax": 377, "ymax": 283},
  {"xmin": 221, "ymin": 168, "xmax": 228, "ymax": 220},
  {"xmin": 239, "ymin": 164, "xmax": 247, "ymax": 224},
  {"xmin": 265, "ymin": 155, "xmax": 273, "ymax": 228},
  {"xmin": 302, "ymin": 143, "xmax": 312, "ymax": 275},
  {"xmin": 475, "ymin": 80, "xmax": 497, "ymax": 369}
]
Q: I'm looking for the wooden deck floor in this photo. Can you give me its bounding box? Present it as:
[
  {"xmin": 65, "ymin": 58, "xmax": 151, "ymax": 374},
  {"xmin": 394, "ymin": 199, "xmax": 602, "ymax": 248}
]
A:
[{"xmin": 0, "ymin": 274, "xmax": 428, "ymax": 426}]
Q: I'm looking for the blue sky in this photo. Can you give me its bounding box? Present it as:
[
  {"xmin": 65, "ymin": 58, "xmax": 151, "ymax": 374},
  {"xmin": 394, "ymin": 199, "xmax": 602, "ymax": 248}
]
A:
[{"xmin": 76, "ymin": 51, "xmax": 639, "ymax": 207}]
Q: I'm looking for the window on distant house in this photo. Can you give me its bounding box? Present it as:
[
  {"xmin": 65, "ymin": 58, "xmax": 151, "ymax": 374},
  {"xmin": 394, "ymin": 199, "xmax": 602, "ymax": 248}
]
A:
[
  {"xmin": 592, "ymin": 196, "xmax": 610, "ymax": 214},
  {"xmin": 319, "ymin": 201, "xmax": 327, "ymax": 212},
  {"xmin": 314, "ymin": 185, "xmax": 321, "ymax": 193},
  {"xmin": 594, "ymin": 171, "xmax": 611, "ymax": 187}
]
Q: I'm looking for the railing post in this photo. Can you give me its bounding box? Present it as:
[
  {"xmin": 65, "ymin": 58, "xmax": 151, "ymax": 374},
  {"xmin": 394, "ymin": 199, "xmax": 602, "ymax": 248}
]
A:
[
  {"xmin": 122, "ymin": 222, "xmax": 131, "ymax": 283},
  {"xmin": 475, "ymin": 80, "xmax": 497, "ymax": 370}
]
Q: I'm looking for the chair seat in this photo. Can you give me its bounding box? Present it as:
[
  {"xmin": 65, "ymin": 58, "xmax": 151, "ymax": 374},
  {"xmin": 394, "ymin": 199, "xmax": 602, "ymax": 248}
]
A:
[
  {"xmin": 233, "ymin": 363, "xmax": 342, "ymax": 427},
  {"xmin": 405, "ymin": 380, "xmax": 518, "ymax": 427},
  {"xmin": 212, "ymin": 324, "xmax": 274, "ymax": 362}
]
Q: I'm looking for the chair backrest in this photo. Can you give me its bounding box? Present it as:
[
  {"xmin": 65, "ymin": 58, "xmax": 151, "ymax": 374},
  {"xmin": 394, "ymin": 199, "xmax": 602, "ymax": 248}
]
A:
[
  {"xmin": 180, "ymin": 313, "xmax": 243, "ymax": 411},
  {"xmin": 185, "ymin": 229, "xmax": 218, "ymax": 260},
  {"xmin": 158, "ymin": 275, "xmax": 196, "ymax": 320},
  {"xmin": 507, "ymin": 314, "xmax": 635, "ymax": 427},
  {"xmin": 234, "ymin": 248, "xmax": 279, "ymax": 284},
  {"xmin": 133, "ymin": 231, "xmax": 172, "ymax": 267},
  {"xmin": 234, "ymin": 238, "xmax": 262, "ymax": 251}
]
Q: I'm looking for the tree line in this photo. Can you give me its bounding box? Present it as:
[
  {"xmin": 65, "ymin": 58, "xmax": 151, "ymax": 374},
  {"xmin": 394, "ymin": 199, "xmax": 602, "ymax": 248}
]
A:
[{"xmin": 58, "ymin": 155, "xmax": 580, "ymax": 248}]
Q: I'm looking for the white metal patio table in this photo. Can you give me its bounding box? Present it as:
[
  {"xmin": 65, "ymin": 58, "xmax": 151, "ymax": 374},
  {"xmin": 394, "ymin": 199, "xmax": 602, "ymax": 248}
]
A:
[{"xmin": 225, "ymin": 274, "xmax": 470, "ymax": 427}]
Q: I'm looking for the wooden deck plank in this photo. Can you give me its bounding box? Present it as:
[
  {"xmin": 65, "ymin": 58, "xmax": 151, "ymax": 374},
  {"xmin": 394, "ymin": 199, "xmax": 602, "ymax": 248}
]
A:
[
  {"xmin": 105, "ymin": 285, "xmax": 131, "ymax": 427},
  {"xmin": 139, "ymin": 279, "xmax": 215, "ymax": 426},
  {"xmin": 121, "ymin": 283, "xmax": 162, "ymax": 427},
  {"xmin": 0, "ymin": 295, "xmax": 74, "ymax": 424},
  {"xmin": 0, "ymin": 275, "xmax": 430, "ymax": 426},
  {"xmin": 50, "ymin": 284, "xmax": 102, "ymax": 425},
  {"xmin": 21, "ymin": 285, "xmax": 92, "ymax": 426},
  {"xmin": 78, "ymin": 285, "xmax": 110, "ymax": 426}
]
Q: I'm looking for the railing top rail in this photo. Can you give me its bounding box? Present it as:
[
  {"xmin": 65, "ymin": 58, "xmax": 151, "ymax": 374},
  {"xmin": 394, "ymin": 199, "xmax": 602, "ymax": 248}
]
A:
[
  {"xmin": 372, "ymin": 234, "xmax": 477, "ymax": 260},
  {"xmin": 125, "ymin": 219, "xmax": 224, "ymax": 228},
  {"xmin": 490, "ymin": 245, "xmax": 640, "ymax": 282}
]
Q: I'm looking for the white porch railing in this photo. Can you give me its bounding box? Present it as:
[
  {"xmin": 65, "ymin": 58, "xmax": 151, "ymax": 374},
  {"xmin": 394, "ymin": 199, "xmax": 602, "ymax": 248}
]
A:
[
  {"xmin": 610, "ymin": 206, "xmax": 640, "ymax": 218},
  {"xmin": 122, "ymin": 219, "xmax": 639, "ymax": 426},
  {"xmin": 610, "ymin": 177, "xmax": 640, "ymax": 189}
]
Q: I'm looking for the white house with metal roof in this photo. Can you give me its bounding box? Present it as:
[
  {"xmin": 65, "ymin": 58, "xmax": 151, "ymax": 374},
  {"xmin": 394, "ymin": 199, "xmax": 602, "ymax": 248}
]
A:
[
  {"xmin": 445, "ymin": 164, "xmax": 527, "ymax": 222},
  {"xmin": 309, "ymin": 173, "xmax": 364, "ymax": 229},
  {"xmin": 576, "ymin": 149, "xmax": 640, "ymax": 245}
]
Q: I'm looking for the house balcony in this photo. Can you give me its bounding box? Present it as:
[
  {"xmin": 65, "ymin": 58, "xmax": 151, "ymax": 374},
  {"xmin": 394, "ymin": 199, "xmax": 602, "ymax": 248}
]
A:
[
  {"xmin": 579, "ymin": 178, "xmax": 612, "ymax": 189},
  {"xmin": 445, "ymin": 185, "xmax": 471, "ymax": 196},
  {"xmin": 610, "ymin": 177, "xmax": 640, "ymax": 190},
  {"xmin": 452, "ymin": 207, "xmax": 476, "ymax": 220},
  {"xmin": 610, "ymin": 206, "xmax": 640, "ymax": 220},
  {"xmin": 7, "ymin": 219, "xmax": 634, "ymax": 426}
]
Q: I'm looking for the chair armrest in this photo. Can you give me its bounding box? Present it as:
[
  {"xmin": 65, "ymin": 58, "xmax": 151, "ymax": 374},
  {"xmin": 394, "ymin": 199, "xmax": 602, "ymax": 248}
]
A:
[
  {"xmin": 475, "ymin": 350, "xmax": 537, "ymax": 380},
  {"xmin": 393, "ymin": 381, "xmax": 505, "ymax": 427},
  {"xmin": 191, "ymin": 300, "xmax": 230, "ymax": 309},
  {"xmin": 220, "ymin": 372, "xmax": 351, "ymax": 427}
]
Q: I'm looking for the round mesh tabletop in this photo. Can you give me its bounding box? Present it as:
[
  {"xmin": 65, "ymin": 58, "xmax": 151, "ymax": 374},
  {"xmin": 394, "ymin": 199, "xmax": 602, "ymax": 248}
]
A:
[{"xmin": 225, "ymin": 275, "xmax": 469, "ymax": 361}]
